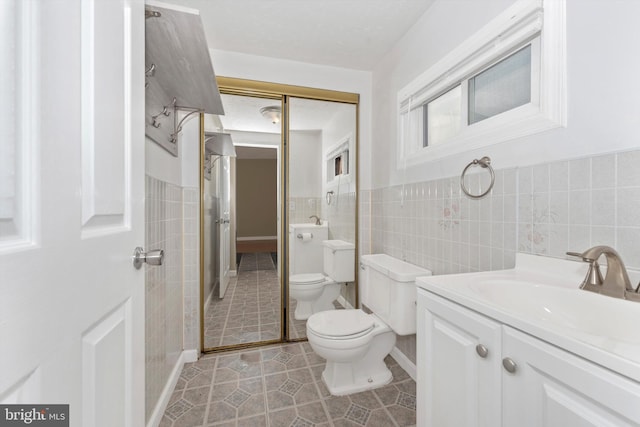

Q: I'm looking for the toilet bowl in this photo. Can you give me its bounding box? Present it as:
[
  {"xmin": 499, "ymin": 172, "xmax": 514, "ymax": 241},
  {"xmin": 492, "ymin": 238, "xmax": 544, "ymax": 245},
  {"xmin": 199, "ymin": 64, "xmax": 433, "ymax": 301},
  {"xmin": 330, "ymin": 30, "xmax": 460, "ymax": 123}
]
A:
[
  {"xmin": 306, "ymin": 254, "xmax": 432, "ymax": 396},
  {"xmin": 289, "ymin": 273, "xmax": 341, "ymax": 320},
  {"xmin": 307, "ymin": 309, "xmax": 395, "ymax": 395}
]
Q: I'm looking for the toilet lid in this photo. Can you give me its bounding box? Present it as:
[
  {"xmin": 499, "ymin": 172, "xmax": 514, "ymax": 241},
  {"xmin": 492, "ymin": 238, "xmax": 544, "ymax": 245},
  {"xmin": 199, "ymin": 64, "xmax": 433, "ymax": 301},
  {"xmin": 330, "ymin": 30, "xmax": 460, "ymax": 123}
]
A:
[
  {"xmin": 290, "ymin": 273, "xmax": 325, "ymax": 285},
  {"xmin": 307, "ymin": 310, "xmax": 374, "ymax": 338}
]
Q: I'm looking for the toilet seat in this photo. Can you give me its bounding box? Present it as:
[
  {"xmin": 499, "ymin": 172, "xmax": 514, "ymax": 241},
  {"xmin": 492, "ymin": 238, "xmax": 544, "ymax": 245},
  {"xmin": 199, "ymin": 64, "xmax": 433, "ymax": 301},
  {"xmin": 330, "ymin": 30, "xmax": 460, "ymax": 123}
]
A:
[
  {"xmin": 290, "ymin": 273, "xmax": 326, "ymax": 285},
  {"xmin": 307, "ymin": 310, "xmax": 375, "ymax": 340}
]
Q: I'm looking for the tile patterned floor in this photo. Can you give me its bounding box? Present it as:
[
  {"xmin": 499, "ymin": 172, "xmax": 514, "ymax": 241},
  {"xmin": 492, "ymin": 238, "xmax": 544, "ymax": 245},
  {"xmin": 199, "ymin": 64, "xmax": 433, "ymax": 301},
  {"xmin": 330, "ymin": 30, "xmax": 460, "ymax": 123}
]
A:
[
  {"xmin": 160, "ymin": 342, "xmax": 416, "ymax": 427},
  {"xmin": 205, "ymin": 253, "xmax": 282, "ymax": 348},
  {"xmin": 204, "ymin": 252, "xmax": 320, "ymax": 349}
]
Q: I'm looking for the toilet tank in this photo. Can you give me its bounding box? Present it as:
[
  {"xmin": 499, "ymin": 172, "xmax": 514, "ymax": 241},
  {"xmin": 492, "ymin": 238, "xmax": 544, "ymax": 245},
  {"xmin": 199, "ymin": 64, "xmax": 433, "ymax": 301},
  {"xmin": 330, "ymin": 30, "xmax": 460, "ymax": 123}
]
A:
[
  {"xmin": 289, "ymin": 223, "xmax": 329, "ymax": 275},
  {"xmin": 360, "ymin": 254, "xmax": 432, "ymax": 335},
  {"xmin": 322, "ymin": 240, "xmax": 355, "ymax": 282}
]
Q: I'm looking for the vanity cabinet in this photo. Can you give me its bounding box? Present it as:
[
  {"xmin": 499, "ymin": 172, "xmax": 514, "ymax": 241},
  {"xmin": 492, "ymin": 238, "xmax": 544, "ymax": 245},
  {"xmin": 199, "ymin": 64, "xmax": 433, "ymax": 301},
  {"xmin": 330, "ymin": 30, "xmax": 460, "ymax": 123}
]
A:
[{"xmin": 417, "ymin": 289, "xmax": 640, "ymax": 427}]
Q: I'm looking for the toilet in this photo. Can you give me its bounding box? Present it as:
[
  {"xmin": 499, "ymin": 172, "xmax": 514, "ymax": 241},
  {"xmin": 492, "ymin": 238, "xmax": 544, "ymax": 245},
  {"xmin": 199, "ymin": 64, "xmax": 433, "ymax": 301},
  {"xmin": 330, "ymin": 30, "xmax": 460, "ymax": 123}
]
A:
[
  {"xmin": 306, "ymin": 254, "xmax": 431, "ymax": 396},
  {"xmin": 289, "ymin": 223, "xmax": 355, "ymax": 320}
]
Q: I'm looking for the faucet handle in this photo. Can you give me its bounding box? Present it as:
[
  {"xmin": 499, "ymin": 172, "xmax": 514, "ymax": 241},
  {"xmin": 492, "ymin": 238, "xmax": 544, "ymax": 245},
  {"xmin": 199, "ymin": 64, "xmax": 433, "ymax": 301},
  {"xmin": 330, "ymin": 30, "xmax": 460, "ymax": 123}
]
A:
[
  {"xmin": 566, "ymin": 251, "xmax": 595, "ymax": 262},
  {"xmin": 567, "ymin": 251, "xmax": 604, "ymax": 288}
]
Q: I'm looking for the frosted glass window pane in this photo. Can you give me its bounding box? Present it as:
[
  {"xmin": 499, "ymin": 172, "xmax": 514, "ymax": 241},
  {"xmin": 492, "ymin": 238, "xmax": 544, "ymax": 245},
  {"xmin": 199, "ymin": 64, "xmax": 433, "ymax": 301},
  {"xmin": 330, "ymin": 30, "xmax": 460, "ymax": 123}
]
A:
[
  {"xmin": 425, "ymin": 85, "xmax": 461, "ymax": 147},
  {"xmin": 468, "ymin": 45, "xmax": 531, "ymax": 124}
]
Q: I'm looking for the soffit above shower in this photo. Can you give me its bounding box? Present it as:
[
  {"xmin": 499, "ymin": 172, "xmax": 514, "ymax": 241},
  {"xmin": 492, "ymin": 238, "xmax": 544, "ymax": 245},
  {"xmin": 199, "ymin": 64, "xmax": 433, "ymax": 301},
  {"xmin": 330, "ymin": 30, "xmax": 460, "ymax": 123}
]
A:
[
  {"xmin": 145, "ymin": 1, "xmax": 224, "ymax": 114},
  {"xmin": 145, "ymin": 1, "xmax": 225, "ymax": 155}
]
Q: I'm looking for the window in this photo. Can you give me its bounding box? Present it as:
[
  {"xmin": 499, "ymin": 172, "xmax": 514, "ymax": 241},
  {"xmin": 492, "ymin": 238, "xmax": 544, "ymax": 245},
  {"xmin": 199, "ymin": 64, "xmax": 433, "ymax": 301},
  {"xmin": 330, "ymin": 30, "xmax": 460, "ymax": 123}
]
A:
[
  {"xmin": 468, "ymin": 45, "xmax": 532, "ymax": 125},
  {"xmin": 424, "ymin": 85, "xmax": 461, "ymax": 147},
  {"xmin": 398, "ymin": 0, "xmax": 566, "ymax": 166}
]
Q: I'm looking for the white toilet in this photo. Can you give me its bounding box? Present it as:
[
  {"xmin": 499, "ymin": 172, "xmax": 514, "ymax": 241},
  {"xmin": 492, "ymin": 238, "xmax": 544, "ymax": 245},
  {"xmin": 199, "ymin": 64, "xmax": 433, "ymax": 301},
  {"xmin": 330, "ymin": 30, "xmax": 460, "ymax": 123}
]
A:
[
  {"xmin": 289, "ymin": 223, "xmax": 355, "ymax": 320},
  {"xmin": 306, "ymin": 254, "xmax": 431, "ymax": 396}
]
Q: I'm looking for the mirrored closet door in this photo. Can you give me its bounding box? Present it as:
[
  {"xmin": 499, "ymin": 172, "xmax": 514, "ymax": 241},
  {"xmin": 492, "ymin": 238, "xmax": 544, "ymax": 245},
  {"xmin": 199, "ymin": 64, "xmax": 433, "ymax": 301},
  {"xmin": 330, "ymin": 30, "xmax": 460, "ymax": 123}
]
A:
[
  {"xmin": 201, "ymin": 78, "xmax": 359, "ymax": 352},
  {"xmin": 287, "ymin": 98, "xmax": 358, "ymax": 340}
]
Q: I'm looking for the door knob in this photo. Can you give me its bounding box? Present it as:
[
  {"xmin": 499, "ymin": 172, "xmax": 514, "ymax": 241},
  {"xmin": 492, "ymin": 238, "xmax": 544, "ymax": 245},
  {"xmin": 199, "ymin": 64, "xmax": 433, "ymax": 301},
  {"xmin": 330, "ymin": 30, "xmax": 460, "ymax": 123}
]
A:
[{"xmin": 133, "ymin": 247, "xmax": 164, "ymax": 269}]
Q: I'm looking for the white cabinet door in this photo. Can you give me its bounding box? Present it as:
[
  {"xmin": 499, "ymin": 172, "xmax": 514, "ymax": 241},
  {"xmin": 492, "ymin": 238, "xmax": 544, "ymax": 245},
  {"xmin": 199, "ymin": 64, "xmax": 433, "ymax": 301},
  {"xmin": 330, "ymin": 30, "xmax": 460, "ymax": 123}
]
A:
[
  {"xmin": 503, "ymin": 326, "xmax": 640, "ymax": 427},
  {"xmin": 418, "ymin": 290, "xmax": 502, "ymax": 427},
  {"xmin": 0, "ymin": 1, "xmax": 145, "ymax": 426}
]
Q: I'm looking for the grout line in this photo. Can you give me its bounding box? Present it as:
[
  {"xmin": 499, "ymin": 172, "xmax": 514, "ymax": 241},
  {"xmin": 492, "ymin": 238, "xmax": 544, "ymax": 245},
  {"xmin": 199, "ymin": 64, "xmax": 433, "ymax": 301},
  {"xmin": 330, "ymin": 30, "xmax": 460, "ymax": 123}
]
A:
[{"xmin": 202, "ymin": 354, "xmax": 220, "ymax": 427}]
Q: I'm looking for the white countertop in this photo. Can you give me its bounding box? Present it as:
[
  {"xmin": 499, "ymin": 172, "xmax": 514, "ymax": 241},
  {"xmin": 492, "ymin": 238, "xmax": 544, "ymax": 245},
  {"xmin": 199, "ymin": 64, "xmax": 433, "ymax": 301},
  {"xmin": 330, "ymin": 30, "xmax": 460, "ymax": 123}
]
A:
[{"xmin": 416, "ymin": 253, "xmax": 640, "ymax": 382}]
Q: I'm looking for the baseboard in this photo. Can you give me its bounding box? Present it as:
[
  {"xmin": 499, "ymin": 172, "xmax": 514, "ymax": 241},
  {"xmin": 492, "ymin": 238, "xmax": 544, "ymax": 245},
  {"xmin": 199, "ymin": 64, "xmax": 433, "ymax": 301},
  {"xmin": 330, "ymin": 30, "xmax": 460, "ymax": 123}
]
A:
[
  {"xmin": 204, "ymin": 286, "xmax": 214, "ymax": 315},
  {"xmin": 229, "ymin": 270, "xmax": 237, "ymax": 277},
  {"xmin": 336, "ymin": 295, "xmax": 354, "ymax": 309},
  {"xmin": 182, "ymin": 349, "xmax": 199, "ymax": 363},
  {"xmin": 146, "ymin": 350, "xmax": 197, "ymax": 427},
  {"xmin": 390, "ymin": 346, "xmax": 416, "ymax": 381}
]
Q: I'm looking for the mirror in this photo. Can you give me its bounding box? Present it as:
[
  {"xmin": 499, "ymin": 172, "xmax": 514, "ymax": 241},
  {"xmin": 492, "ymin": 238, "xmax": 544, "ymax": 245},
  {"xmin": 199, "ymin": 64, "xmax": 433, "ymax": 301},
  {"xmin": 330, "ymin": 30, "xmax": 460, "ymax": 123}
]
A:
[
  {"xmin": 287, "ymin": 97, "xmax": 358, "ymax": 340},
  {"xmin": 202, "ymin": 93, "xmax": 282, "ymax": 350},
  {"xmin": 201, "ymin": 78, "xmax": 358, "ymax": 352}
]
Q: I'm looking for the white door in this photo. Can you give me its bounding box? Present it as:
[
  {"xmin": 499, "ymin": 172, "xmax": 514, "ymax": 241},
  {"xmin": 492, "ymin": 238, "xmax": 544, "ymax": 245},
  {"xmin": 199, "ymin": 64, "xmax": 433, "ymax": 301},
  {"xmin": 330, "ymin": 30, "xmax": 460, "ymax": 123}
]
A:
[
  {"xmin": 0, "ymin": 1, "xmax": 145, "ymax": 426},
  {"xmin": 218, "ymin": 156, "xmax": 231, "ymax": 297}
]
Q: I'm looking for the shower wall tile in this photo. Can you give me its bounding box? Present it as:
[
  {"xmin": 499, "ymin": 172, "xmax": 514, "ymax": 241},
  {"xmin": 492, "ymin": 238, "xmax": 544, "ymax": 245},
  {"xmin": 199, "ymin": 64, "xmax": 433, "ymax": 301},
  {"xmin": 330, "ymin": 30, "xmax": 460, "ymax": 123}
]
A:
[
  {"xmin": 145, "ymin": 176, "xmax": 184, "ymax": 422},
  {"xmin": 366, "ymin": 148, "xmax": 640, "ymax": 364}
]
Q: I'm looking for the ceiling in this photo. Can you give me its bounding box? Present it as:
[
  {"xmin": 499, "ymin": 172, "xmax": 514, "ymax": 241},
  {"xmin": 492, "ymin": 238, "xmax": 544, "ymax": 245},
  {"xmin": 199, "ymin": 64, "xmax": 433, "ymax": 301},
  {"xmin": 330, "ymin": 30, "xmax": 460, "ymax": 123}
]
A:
[{"xmin": 162, "ymin": 0, "xmax": 435, "ymax": 70}]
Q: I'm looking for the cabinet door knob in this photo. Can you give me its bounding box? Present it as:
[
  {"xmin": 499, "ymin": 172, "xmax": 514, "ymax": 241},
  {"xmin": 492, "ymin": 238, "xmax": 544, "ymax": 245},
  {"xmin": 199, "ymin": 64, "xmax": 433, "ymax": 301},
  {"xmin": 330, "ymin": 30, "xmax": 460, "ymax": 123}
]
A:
[
  {"xmin": 502, "ymin": 357, "xmax": 517, "ymax": 374},
  {"xmin": 475, "ymin": 344, "xmax": 489, "ymax": 358}
]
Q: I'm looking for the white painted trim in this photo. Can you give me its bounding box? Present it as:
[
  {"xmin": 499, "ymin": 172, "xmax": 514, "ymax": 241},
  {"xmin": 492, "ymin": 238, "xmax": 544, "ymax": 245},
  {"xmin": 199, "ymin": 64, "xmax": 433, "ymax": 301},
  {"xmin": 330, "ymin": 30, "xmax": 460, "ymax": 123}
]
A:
[
  {"xmin": 146, "ymin": 350, "xmax": 197, "ymax": 427},
  {"xmin": 204, "ymin": 285, "xmax": 213, "ymax": 315},
  {"xmin": 182, "ymin": 349, "xmax": 199, "ymax": 363},
  {"xmin": 229, "ymin": 269, "xmax": 237, "ymax": 277},
  {"xmin": 390, "ymin": 346, "xmax": 416, "ymax": 381},
  {"xmin": 236, "ymin": 236, "xmax": 277, "ymax": 241},
  {"xmin": 397, "ymin": 0, "xmax": 566, "ymax": 167}
]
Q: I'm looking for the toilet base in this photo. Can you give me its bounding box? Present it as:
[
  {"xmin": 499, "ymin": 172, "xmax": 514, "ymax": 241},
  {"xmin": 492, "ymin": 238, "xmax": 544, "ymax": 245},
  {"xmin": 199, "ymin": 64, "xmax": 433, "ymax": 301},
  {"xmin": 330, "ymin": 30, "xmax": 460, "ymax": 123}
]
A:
[
  {"xmin": 318, "ymin": 328, "xmax": 396, "ymax": 396},
  {"xmin": 294, "ymin": 301, "xmax": 313, "ymax": 320},
  {"xmin": 321, "ymin": 362, "xmax": 392, "ymax": 396}
]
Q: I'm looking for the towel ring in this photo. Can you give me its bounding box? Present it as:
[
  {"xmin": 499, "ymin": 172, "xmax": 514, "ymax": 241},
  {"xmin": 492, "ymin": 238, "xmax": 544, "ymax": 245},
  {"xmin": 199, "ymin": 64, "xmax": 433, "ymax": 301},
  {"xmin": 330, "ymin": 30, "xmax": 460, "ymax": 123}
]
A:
[{"xmin": 460, "ymin": 156, "xmax": 495, "ymax": 199}]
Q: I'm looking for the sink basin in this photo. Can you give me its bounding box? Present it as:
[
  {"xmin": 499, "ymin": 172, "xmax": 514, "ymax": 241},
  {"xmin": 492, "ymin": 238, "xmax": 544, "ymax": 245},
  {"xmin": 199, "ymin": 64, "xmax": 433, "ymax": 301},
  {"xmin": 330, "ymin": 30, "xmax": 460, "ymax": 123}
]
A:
[
  {"xmin": 416, "ymin": 253, "xmax": 640, "ymax": 381},
  {"xmin": 470, "ymin": 280, "xmax": 640, "ymax": 345}
]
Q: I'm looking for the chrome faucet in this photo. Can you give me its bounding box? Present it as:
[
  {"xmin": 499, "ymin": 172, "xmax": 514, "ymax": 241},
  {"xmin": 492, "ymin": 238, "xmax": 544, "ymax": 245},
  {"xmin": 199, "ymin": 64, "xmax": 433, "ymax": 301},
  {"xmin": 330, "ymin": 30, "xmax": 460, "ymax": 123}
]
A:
[
  {"xmin": 567, "ymin": 246, "xmax": 640, "ymax": 301},
  {"xmin": 309, "ymin": 215, "xmax": 321, "ymax": 226}
]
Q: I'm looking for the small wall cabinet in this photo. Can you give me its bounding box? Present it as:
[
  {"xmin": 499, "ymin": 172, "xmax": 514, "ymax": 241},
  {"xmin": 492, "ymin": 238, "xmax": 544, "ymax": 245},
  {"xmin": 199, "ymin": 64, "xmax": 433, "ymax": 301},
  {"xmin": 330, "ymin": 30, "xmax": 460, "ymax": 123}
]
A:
[{"xmin": 417, "ymin": 289, "xmax": 640, "ymax": 427}]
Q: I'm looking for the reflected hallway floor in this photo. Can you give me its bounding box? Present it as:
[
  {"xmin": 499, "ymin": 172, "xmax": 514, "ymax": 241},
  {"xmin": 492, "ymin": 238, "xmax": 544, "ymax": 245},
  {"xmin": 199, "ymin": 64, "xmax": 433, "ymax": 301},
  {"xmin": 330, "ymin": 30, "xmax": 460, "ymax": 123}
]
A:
[
  {"xmin": 160, "ymin": 341, "xmax": 417, "ymax": 427},
  {"xmin": 204, "ymin": 253, "xmax": 281, "ymax": 348}
]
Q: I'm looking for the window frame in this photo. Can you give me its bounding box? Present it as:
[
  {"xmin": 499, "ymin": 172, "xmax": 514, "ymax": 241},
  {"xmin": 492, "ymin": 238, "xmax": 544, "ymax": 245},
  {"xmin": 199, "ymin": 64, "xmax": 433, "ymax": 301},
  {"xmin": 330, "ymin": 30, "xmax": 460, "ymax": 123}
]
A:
[{"xmin": 397, "ymin": 0, "xmax": 566, "ymax": 167}]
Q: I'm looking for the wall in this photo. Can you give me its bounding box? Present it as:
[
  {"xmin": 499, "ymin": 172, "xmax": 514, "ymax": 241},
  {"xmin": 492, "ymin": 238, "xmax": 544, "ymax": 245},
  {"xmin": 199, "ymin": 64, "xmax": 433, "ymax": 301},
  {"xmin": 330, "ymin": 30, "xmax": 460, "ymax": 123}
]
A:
[
  {"xmin": 320, "ymin": 104, "xmax": 357, "ymax": 243},
  {"xmin": 366, "ymin": 0, "xmax": 640, "ymax": 363},
  {"xmin": 144, "ymin": 114, "xmax": 200, "ymax": 422},
  {"xmin": 237, "ymin": 159, "xmax": 278, "ymax": 237},
  {"xmin": 144, "ymin": 173, "xmax": 183, "ymax": 420},
  {"xmin": 290, "ymin": 130, "xmax": 323, "ymax": 224}
]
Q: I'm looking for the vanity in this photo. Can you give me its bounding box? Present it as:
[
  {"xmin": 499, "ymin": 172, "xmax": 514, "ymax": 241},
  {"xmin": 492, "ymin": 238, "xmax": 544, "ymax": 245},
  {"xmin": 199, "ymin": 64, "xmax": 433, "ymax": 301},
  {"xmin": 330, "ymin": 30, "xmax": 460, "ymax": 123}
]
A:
[{"xmin": 416, "ymin": 253, "xmax": 640, "ymax": 426}]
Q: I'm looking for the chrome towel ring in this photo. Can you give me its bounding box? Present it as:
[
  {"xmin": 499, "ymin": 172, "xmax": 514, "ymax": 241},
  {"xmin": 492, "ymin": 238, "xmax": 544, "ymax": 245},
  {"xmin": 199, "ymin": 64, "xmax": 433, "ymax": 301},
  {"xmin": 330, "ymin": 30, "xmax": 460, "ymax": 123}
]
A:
[{"xmin": 460, "ymin": 156, "xmax": 495, "ymax": 199}]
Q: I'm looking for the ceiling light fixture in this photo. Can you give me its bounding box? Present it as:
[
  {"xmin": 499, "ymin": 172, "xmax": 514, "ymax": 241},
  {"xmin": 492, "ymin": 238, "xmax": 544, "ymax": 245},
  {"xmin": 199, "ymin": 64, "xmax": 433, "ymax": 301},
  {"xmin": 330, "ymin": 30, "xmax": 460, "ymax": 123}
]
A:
[{"xmin": 260, "ymin": 105, "xmax": 281, "ymax": 124}]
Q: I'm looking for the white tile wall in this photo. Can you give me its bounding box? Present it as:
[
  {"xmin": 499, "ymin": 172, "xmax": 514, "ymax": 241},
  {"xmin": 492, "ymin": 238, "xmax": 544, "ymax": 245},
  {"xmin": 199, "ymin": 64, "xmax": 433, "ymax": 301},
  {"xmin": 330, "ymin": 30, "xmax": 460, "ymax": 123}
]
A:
[
  {"xmin": 365, "ymin": 149, "xmax": 640, "ymax": 275},
  {"xmin": 362, "ymin": 149, "xmax": 640, "ymax": 363},
  {"xmin": 289, "ymin": 196, "xmax": 322, "ymax": 225},
  {"xmin": 145, "ymin": 176, "xmax": 184, "ymax": 422}
]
